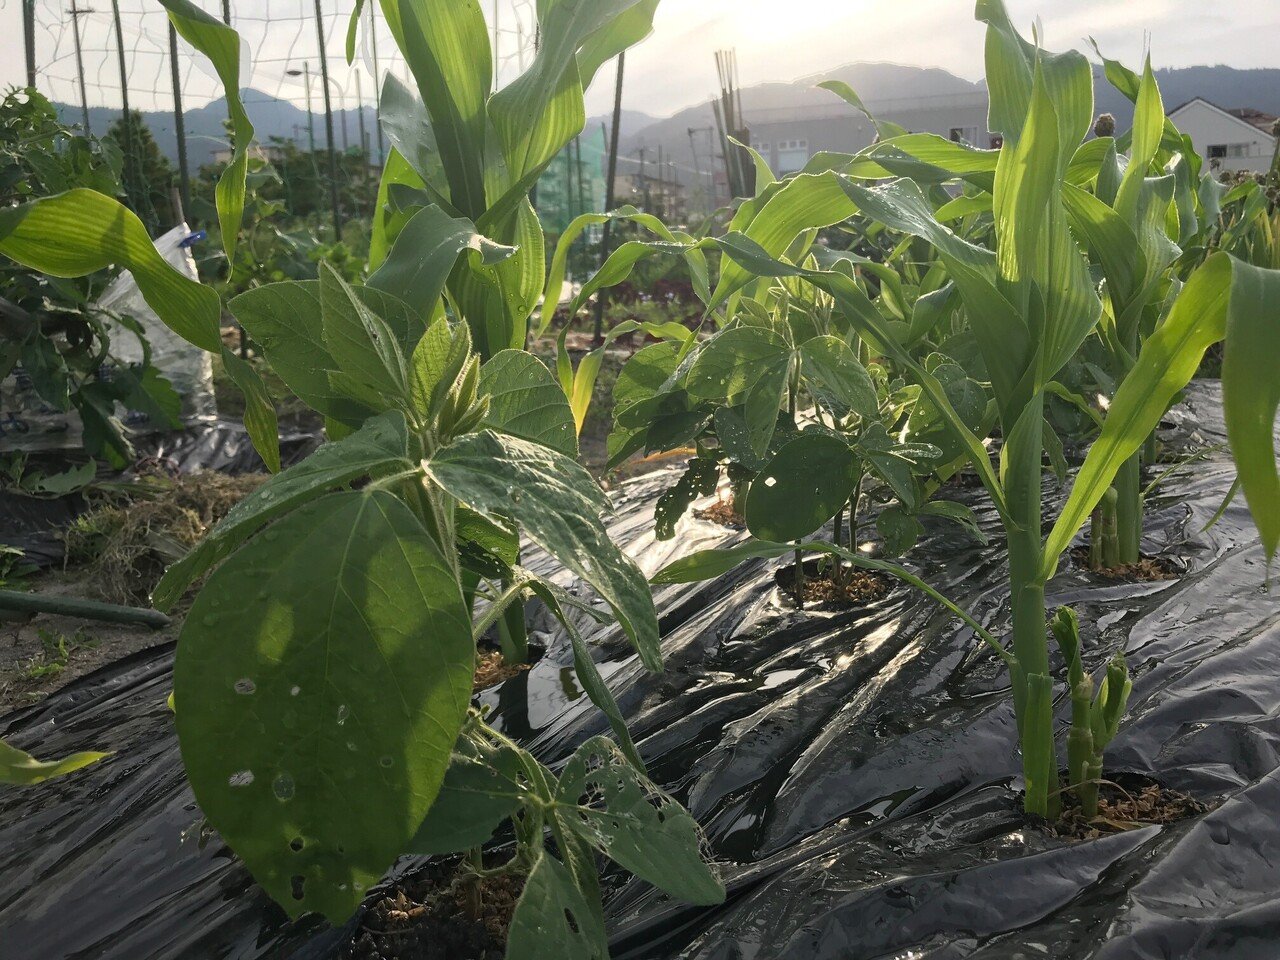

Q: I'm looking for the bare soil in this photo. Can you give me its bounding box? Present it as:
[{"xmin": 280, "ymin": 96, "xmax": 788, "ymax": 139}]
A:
[
  {"xmin": 1071, "ymin": 547, "xmax": 1180, "ymax": 583},
  {"xmin": 343, "ymin": 858, "xmax": 525, "ymax": 960},
  {"xmin": 694, "ymin": 500, "xmax": 746, "ymax": 529},
  {"xmin": 776, "ymin": 564, "xmax": 892, "ymax": 609},
  {"xmin": 473, "ymin": 651, "xmax": 528, "ymax": 691}
]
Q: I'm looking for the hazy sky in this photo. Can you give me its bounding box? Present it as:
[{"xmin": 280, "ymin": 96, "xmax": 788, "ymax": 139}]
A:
[{"xmin": 5, "ymin": 0, "xmax": 1279, "ymax": 120}]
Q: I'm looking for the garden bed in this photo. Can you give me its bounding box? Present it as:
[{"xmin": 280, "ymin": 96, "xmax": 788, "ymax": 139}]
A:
[{"xmin": 1, "ymin": 382, "xmax": 1278, "ymax": 959}]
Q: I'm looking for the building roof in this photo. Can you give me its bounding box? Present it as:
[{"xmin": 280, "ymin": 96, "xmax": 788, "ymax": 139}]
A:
[{"xmin": 1168, "ymin": 96, "xmax": 1279, "ymax": 140}]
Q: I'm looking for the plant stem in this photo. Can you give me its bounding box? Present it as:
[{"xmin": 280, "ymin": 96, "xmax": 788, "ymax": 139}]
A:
[
  {"xmin": 1114, "ymin": 454, "xmax": 1142, "ymax": 566},
  {"xmin": 464, "ymin": 846, "xmax": 485, "ymax": 920}
]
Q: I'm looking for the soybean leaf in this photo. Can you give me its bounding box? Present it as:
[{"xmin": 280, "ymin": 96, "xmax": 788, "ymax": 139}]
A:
[
  {"xmin": 410, "ymin": 317, "xmax": 471, "ymax": 420},
  {"xmin": 524, "ymin": 574, "xmax": 645, "ymax": 772},
  {"xmin": 655, "ymin": 458, "xmax": 719, "ymax": 541},
  {"xmin": 877, "ymin": 505, "xmax": 924, "ymax": 556},
  {"xmin": 426, "ymin": 431, "xmax": 661, "ymax": 671},
  {"xmin": 480, "ymin": 350, "xmax": 578, "ymax": 458},
  {"xmin": 154, "ymin": 412, "xmax": 413, "ymax": 611},
  {"xmin": 320, "ymin": 264, "xmax": 411, "ymax": 409},
  {"xmin": 174, "ymin": 492, "xmax": 474, "ymax": 922},
  {"xmin": 408, "ymin": 736, "xmax": 526, "ymax": 855},
  {"xmin": 0, "ymin": 739, "xmax": 109, "ymax": 785},
  {"xmin": 556, "ymin": 737, "xmax": 724, "ymax": 906},
  {"xmin": 506, "ymin": 851, "xmax": 608, "ymax": 960},
  {"xmin": 746, "ymin": 434, "xmax": 857, "ymax": 543},
  {"xmin": 800, "ymin": 335, "xmax": 879, "ymax": 419}
]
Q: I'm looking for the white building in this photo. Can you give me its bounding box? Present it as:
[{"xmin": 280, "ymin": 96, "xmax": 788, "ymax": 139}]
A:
[{"xmin": 1167, "ymin": 97, "xmax": 1278, "ymax": 175}]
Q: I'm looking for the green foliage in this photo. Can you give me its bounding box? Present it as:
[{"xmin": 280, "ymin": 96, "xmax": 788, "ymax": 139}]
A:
[{"xmin": 0, "ymin": 738, "xmax": 110, "ymax": 786}]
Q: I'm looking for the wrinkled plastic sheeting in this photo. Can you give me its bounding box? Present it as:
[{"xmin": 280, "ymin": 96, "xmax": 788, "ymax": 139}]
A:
[{"xmin": 1, "ymin": 381, "xmax": 1278, "ymax": 960}]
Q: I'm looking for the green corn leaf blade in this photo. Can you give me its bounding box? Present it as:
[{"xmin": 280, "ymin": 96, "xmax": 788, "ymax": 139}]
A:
[
  {"xmin": 369, "ymin": 148, "xmax": 429, "ymax": 272},
  {"xmin": 488, "ymin": 0, "xmax": 645, "ymax": 186},
  {"xmin": 1223, "ymin": 258, "xmax": 1280, "ymax": 561},
  {"xmin": 576, "ymin": 0, "xmax": 659, "ymax": 88},
  {"xmin": 1114, "ymin": 57, "xmax": 1165, "ymax": 220},
  {"xmin": 367, "ymin": 204, "xmax": 514, "ymax": 317},
  {"xmin": 159, "ymin": 0, "xmax": 253, "ymax": 266},
  {"xmin": 479, "ymin": 350, "xmax": 578, "ymax": 457},
  {"xmin": 816, "ymin": 79, "xmax": 909, "ymax": 139},
  {"xmin": 1042, "ymin": 252, "xmax": 1257, "ymax": 577},
  {"xmin": 506, "ymin": 850, "xmax": 608, "ymax": 960},
  {"xmin": 174, "ymin": 492, "xmax": 474, "ymax": 921},
  {"xmin": 0, "ymin": 739, "xmax": 109, "ymax": 785},
  {"xmin": 345, "ymin": 0, "xmax": 367, "ymax": 64},
  {"xmin": 556, "ymin": 736, "xmax": 724, "ymax": 906},
  {"xmin": 565, "ymin": 237, "xmax": 702, "ymax": 319},
  {"xmin": 220, "ymin": 350, "xmax": 282, "ymax": 474},
  {"xmin": 1061, "ymin": 182, "xmax": 1145, "ymax": 309},
  {"xmin": 711, "ymin": 172, "xmax": 858, "ymax": 306},
  {"xmin": 0, "ymin": 189, "xmax": 221, "ymax": 352},
  {"xmin": 408, "ymin": 735, "xmax": 526, "ymax": 855},
  {"xmin": 426, "ymin": 431, "xmax": 661, "ymax": 670},
  {"xmin": 799, "ymin": 335, "xmax": 880, "ymax": 419},
  {"xmin": 376, "ymin": 76, "xmax": 449, "ymax": 204},
  {"xmin": 746, "ymin": 434, "xmax": 857, "ymax": 543},
  {"xmin": 381, "ymin": 0, "xmax": 490, "ymax": 220},
  {"xmin": 153, "ymin": 411, "xmax": 413, "ymax": 611}
]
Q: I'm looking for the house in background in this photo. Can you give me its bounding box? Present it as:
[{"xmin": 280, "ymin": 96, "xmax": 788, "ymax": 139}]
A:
[{"xmin": 1168, "ymin": 97, "xmax": 1278, "ymax": 174}]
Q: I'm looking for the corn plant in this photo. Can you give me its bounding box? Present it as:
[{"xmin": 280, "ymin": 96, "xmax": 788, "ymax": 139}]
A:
[{"xmin": 657, "ymin": 0, "xmax": 1280, "ymax": 819}]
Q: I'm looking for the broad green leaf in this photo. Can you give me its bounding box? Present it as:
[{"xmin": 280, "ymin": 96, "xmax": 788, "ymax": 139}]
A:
[
  {"xmin": 1042, "ymin": 253, "xmax": 1240, "ymax": 576},
  {"xmin": 174, "ymin": 492, "xmax": 474, "ymax": 922},
  {"xmin": 408, "ymin": 736, "xmax": 525, "ymax": 855},
  {"xmin": 506, "ymin": 851, "xmax": 608, "ymax": 960},
  {"xmin": 382, "ymin": 0, "xmax": 491, "ymax": 219},
  {"xmin": 367, "ymin": 204, "xmax": 514, "ymax": 315},
  {"xmin": 687, "ymin": 326, "xmax": 791, "ymax": 404},
  {"xmin": 556, "ymin": 737, "xmax": 724, "ymax": 906},
  {"xmin": 370, "ymin": 148, "xmax": 428, "ymax": 271},
  {"xmin": 655, "ymin": 458, "xmax": 719, "ymax": 540},
  {"xmin": 153, "ymin": 412, "xmax": 413, "ymax": 611},
  {"xmin": 0, "ymin": 189, "xmax": 279, "ymax": 469},
  {"xmin": 799, "ymin": 335, "xmax": 879, "ymax": 419},
  {"xmin": 159, "ymin": 0, "xmax": 253, "ymax": 265},
  {"xmin": 524, "ymin": 573, "xmax": 645, "ymax": 771},
  {"xmin": 426, "ymin": 431, "xmax": 661, "ymax": 670},
  {"xmin": 746, "ymin": 434, "xmax": 857, "ymax": 543},
  {"xmin": 0, "ymin": 739, "xmax": 109, "ymax": 785},
  {"xmin": 877, "ymin": 504, "xmax": 924, "ymax": 556},
  {"xmin": 479, "ymin": 350, "xmax": 578, "ymax": 457},
  {"xmin": 320, "ymin": 264, "xmax": 411, "ymax": 409}
]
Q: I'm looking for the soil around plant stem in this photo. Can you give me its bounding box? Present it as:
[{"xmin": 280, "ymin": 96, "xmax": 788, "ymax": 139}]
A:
[
  {"xmin": 694, "ymin": 499, "xmax": 746, "ymax": 529},
  {"xmin": 473, "ymin": 651, "xmax": 528, "ymax": 691},
  {"xmin": 342, "ymin": 857, "xmax": 525, "ymax": 960},
  {"xmin": 1047, "ymin": 778, "xmax": 1211, "ymax": 841},
  {"xmin": 775, "ymin": 561, "xmax": 892, "ymax": 609},
  {"xmin": 1070, "ymin": 546, "xmax": 1181, "ymax": 583}
]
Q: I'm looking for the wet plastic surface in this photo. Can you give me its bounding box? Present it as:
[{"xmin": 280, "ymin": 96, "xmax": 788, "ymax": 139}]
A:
[{"xmin": 2, "ymin": 381, "xmax": 1278, "ymax": 960}]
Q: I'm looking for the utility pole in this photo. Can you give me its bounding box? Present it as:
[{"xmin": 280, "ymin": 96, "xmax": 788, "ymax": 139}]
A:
[
  {"xmin": 593, "ymin": 52, "xmax": 626, "ymax": 345},
  {"xmin": 23, "ymin": 0, "xmax": 36, "ymax": 89},
  {"xmin": 313, "ymin": 0, "xmax": 343, "ymax": 239},
  {"xmin": 69, "ymin": 0, "xmax": 92, "ymax": 134},
  {"xmin": 169, "ymin": 22, "xmax": 191, "ymax": 225}
]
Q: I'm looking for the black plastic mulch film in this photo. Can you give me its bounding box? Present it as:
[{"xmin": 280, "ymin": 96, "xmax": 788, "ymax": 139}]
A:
[{"xmin": 1, "ymin": 381, "xmax": 1277, "ymax": 960}]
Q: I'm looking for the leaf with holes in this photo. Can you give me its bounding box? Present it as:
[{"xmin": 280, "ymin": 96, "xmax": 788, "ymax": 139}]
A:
[
  {"xmin": 655, "ymin": 458, "xmax": 719, "ymax": 541},
  {"xmin": 505, "ymin": 849, "xmax": 609, "ymax": 960},
  {"xmin": 555, "ymin": 737, "xmax": 724, "ymax": 906},
  {"xmin": 174, "ymin": 491, "xmax": 473, "ymax": 922},
  {"xmin": 408, "ymin": 736, "xmax": 527, "ymax": 856}
]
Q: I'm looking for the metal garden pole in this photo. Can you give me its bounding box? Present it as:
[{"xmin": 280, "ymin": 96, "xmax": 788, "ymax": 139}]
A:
[
  {"xmin": 313, "ymin": 0, "xmax": 343, "ymax": 239},
  {"xmin": 110, "ymin": 0, "xmax": 135, "ymax": 216},
  {"xmin": 592, "ymin": 51, "xmax": 626, "ymax": 345},
  {"xmin": 369, "ymin": 0, "xmax": 385, "ymax": 166},
  {"xmin": 169, "ymin": 22, "xmax": 191, "ymax": 225},
  {"xmin": 23, "ymin": 0, "xmax": 36, "ymax": 89},
  {"xmin": 69, "ymin": 0, "xmax": 92, "ymax": 134}
]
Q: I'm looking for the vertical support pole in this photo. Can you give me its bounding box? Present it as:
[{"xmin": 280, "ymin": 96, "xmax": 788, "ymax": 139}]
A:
[
  {"xmin": 304, "ymin": 64, "xmax": 317, "ymax": 153},
  {"xmin": 110, "ymin": 0, "xmax": 135, "ymax": 219},
  {"xmin": 70, "ymin": 0, "xmax": 92, "ymax": 134},
  {"xmin": 592, "ymin": 51, "xmax": 626, "ymax": 345},
  {"xmin": 369, "ymin": 0, "xmax": 384, "ymax": 166},
  {"xmin": 23, "ymin": 0, "xmax": 37, "ymax": 89},
  {"xmin": 169, "ymin": 22, "xmax": 191, "ymax": 226},
  {"xmin": 314, "ymin": 0, "xmax": 343, "ymax": 239},
  {"xmin": 355, "ymin": 69, "xmax": 369, "ymax": 214},
  {"xmin": 221, "ymin": 0, "xmax": 231, "ymax": 23}
]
